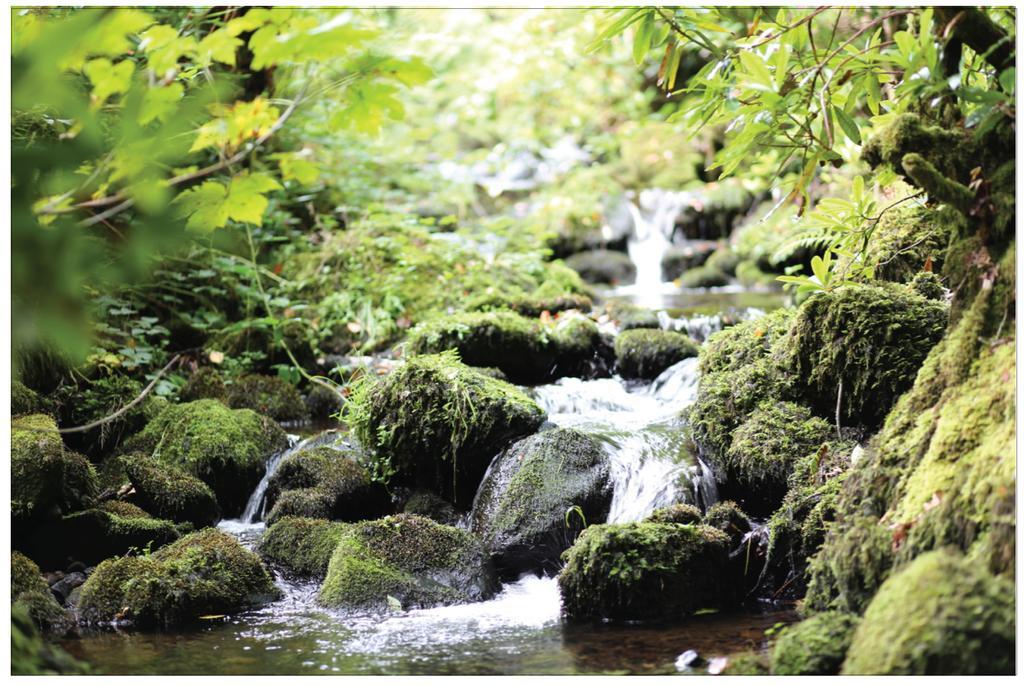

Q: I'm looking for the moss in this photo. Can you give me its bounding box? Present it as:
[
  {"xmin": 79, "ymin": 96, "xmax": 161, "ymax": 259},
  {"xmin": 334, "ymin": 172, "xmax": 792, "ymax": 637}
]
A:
[
  {"xmin": 644, "ymin": 503, "xmax": 701, "ymax": 525},
  {"xmin": 12, "ymin": 551, "xmax": 49, "ymax": 599},
  {"xmin": 719, "ymin": 651, "xmax": 770, "ymax": 675},
  {"xmin": 909, "ymin": 271, "xmax": 945, "ymax": 300},
  {"xmin": 842, "ymin": 550, "xmax": 1014, "ymax": 675},
  {"xmin": 698, "ymin": 308, "xmax": 794, "ymax": 376},
  {"xmin": 702, "ymin": 500, "xmax": 752, "ymax": 547},
  {"xmin": 265, "ymin": 445, "xmax": 391, "ymax": 525},
  {"xmin": 466, "ymin": 289, "xmax": 592, "ymax": 319},
  {"xmin": 12, "ymin": 380, "xmax": 42, "ymax": 415},
  {"xmin": 18, "ymin": 508, "xmax": 181, "ymax": 569},
  {"xmin": 77, "ymin": 528, "xmax": 280, "ymax": 628},
  {"xmin": 402, "ymin": 491, "xmax": 461, "ymax": 525},
  {"xmin": 99, "ymin": 500, "xmax": 152, "ymax": 519},
  {"xmin": 782, "ymin": 282, "xmax": 947, "ymax": 428},
  {"xmin": 861, "ymin": 113, "xmax": 971, "ymax": 182},
  {"xmin": 11, "ymin": 605, "xmax": 90, "ymax": 675},
  {"xmin": 125, "ymin": 399, "xmax": 288, "ymax": 516},
  {"xmin": 771, "ymin": 612, "xmax": 859, "ymax": 675},
  {"xmin": 407, "ymin": 310, "xmax": 607, "ymax": 384},
  {"xmin": 258, "ymin": 516, "xmax": 349, "ymax": 578},
  {"xmin": 678, "ymin": 264, "xmax": 729, "ymax": 288},
  {"xmin": 861, "ymin": 203, "xmax": 952, "ymax": 284},
  {"xmin": 318, "ymin": 514, "xmax": 496, "ymax": 611},
  {"xmin": 123, "ymin": 454, "xmax": 221, "ymax": 527},
  {"xmin": 178, "ymin": 367, "xmax": 227, "ymax": 402},
  {"xmin": 661, "ymin": 245, "xmax": 715, "ymax": 280},
  {"xmin": 346, "ymin": 352, "xmax": 546, "ymax": 508},
  {"xmin": 558, "ymin": 522, "xmax": 735, "ymax": 622},
  {"xmin": 614, "ymin": 329, "xmax": 698, "ymax": 380},
  {"xmin": 304, "ymin": 383, "xmax": 344, "ymax": 420},
  {"xmin": 12, "ymin": 414, "xmax": 97, "ymax": 522},
  {"xmin": 471, "ymin": 428, "xmax": 611, "ymax": 576},
  {"xmin": 564, "ymin": 249, "xmax": 636, "ymax": 286},
  {"xmin": 804, "ymin": 517, "xmax": 894, "ymax": 615},
  {"xmin": 226, "ymin": 374, "xmax": 308, "ymax": 422},
  {"xmin": 15, "ymin": 591, "xmax": 76, "ymax": 636},
  {"xmin": 735, "ymin": 259, "xmax": 777, "ymax": 287},
  {"xmin": 721, "ymin": 401, "xmax": 831, "ymax": 515}
]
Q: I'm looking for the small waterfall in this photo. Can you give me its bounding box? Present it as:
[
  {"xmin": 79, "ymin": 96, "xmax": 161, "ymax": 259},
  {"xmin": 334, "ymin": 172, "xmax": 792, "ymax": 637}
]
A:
[
  {"xmin": 658, "ymin": 307, "xmax": 768, "ymax": 343},
  {"xmin": 533, "ymin": 357, "xmax": 717, "ymax": 523},
  {"xmin": 621, "ymin": 189, "xmax": 696, "ymax": 309}
]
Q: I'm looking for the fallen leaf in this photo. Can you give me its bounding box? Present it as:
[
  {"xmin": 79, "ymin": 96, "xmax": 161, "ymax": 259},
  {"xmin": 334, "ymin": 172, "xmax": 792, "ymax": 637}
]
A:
[{"xmin": 209, "ymin": 350, "xmax": 224, "ymax": 364}]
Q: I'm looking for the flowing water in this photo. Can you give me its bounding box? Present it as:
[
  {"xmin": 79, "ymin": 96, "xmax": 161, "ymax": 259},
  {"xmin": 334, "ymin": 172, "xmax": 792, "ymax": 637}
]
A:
[{"xmin": 60, "ymin": 190, "xmax": 797, "ymax": 674}]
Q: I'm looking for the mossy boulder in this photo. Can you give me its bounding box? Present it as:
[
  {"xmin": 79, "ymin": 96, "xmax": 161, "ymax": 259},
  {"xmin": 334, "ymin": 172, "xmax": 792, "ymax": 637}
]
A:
[
  {"xmin": 346, "ymin": 352, "xmax": 546, "ymax": 508},
  {"xmin": 702, "ymin": 500, "xmax": 752, "ymax": 548},
  {"xmin": 123, "ymin": 454, "xmax": 221, "ymax": 527},
  {"xmin": 854, "ymin": 203, "xmax": 951, "ymax": 283},
  {"xmin": 842, "ymin": 550, "xmax": 1014, "ymax": 675},
  {"xmin": 644, "ymin": 503, "xmax": 702, "ymax": 525},
  {"xmin": 77, "ymin": 528, "xmax": 280, "ymax": 628},
  {"xmin": 407, "ymin": 310, "xmax": 610, "ymax": 384},
  {"xmin": 706, "ymin": 248, "xmax": 741, "ymax": 276},
  {"xmin": 318, "ymin": 514, "xmax": 498, "ymax": 612},
  {"xmin": 12, "ymin": 381, "xmax": 42, "ymax": 415},
  {"xmin": 782, "ymin": 283, "xmax": 947, "ymax": 428},
  {"xmin": 178, "ymin": 367, "xmax": 227, "ymax": 402},
  {"xmin": 719, "ymin": 401, "xmax": 832, "ymax": 516},
  {"xmin": 661, "ymin": 244, "xmax": 715, "ymax": 281},
  {"xmin": 264, "ymin": 444, "xmax": 391, "ymax": 525},
  {"xmin": 771, "ymin": 612, "xmax": 859, "ymax": 675},
  {"xmin": 226, "ymin": 374, "xmax": 309, "ymax": 422},
  {"xmin": 18, "ymin": 508, "xmax": 180, "ymax": 570},
  {"xmin": 558, "ymin": 523, "xmax": 735, "ymax": 622},
  {"xmin": 11, "ymin": 605, "xmax": 90, "ymax": 675},
  {"xmin": 614, "ymin": 329, "xmax": 698, "ymax": 380},
  {"xmin": 11, "ymin": 552, "xmax": 74, "ymax": 636},
  {"xmin": 402, "ymin": 491, "xmax": 461, "ymax": 525},
  {"xmin": 304, "ymin": 383, "xmax": 344, "ymax": 420},
  {"xmin": 125, "ymin": 399, "xmax": 289, "ymax": 516},
  {"xmin": 564, "ymin": 249, "xmax": 636, "ymax": 286},
  {"xmin": 804, "ymin": 516, "xmax": 895, "ymax": 615},
  {"xmin": 909, "ymin": 271, "xmax": 945, "ymax": 300},
  {"xmin": 98, "ymin": 500, "xmax": 152, "ymax": 519},
  {"xmin": 12, "ymin": 414, "xmax": 98, "ymax": 523},
  {"xmin": 258, "ymin": 516, "xmax": 349, "ymax": 579},
  {"xmin": 471, "ymin": 428, "xmax": 611, "ymax": 576},
  {"xmin": 699, "ymin": 308, "xmax": 794, "ymax": 376},
  {"xmin": 679, "ymin": 264, "xmax": 729, "ymax": 288}
]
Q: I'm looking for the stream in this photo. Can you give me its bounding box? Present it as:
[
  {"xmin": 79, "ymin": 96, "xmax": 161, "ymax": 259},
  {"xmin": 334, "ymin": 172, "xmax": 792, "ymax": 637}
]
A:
[{"xmin": 61, "ymin": 192, "xmax": 794, "ymax": 675}]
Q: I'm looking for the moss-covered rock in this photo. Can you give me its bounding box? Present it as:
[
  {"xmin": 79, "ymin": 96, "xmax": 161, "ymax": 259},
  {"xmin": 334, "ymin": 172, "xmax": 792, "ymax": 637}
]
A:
[
  {"xmin": 471, "ymin": 428, "xmax": 611, "ymax": 576},
  {"xmin": 719, "ymin": 401, "xmax": 831, "ymax": 515},
  {"xmin": 11, "ymin": 604, "xmax": 90, "ymax": 675},
  {"xmin": 123, "ymin": 454, "xmax": 221, "ymax": 527},
  {"xmin": 782, "ymin": 283, "xmax": 947, "ymax": 428},
  {"xmin": 178, "ymin": 367, "xmax": 227, "ymax": 402},
  {"xmin": 564, "ymin": 249, "xmax": 636, "ymax": 286},
  {"xmin": 12, "ymin": 380, "xmax": 42, "ymax": 416},
  {"xmin": 841, "ymin": 550, "xmax": 1014, "ymax": 675},
  {"xmin": 258, "ymin": 516, "xmax": 349, "ymax": 578},
  {"xmin": 346, "ymin": 352, "xmax": 546, "ymax": 508},
  {"xmin": 18, "ymin": 508, "xmax": 180, "ymax": 569},
  {"xmin": 77, "ymin": 528, "xmax": 280, "ymax": 628},
  {"xmin": 318, "ymin": 514, "xmax": 497, "ymax": 612},
  {"xmin": 804, "ymin": 516, "xmax": 895, "ymax": 615},
  {"xmin": 614, "ymin": 329, "xmax": 698, "ymax": 380},
  {"xmin": 98, "ymin": 500, "xmax": 152, "ymax": 519},
  {"xmin": 706, "ymin": 248, "xmax": 740, "ymax": 276},
  {"xmin": 771, "ymin": 611, "xmax": 859, "ymax": 675},
  {"xmin": 717, "ymin": 651, "xmax": 770, "ymax": 675},
  {"xmin": 407, "ymin": 310, "xmax": 610, "ymax": 384},
  {"xmin": 909, "ymin": 271, "xmax": 945, "ymax": 300},
  {"xmin": 699, "ymin": 308, "xmax": 794, "ymax": 376},
  {"xmin": 860, "ymin": 203, "xmax": 951, "ymax": 283},
  {"xmin": 678, "ymin": 264, "xmax": 730, "ymax": 288},
  {"xmin": 702, "ymin": 500, "xmax": 752, "ymax": 548},
  {"xmin": 125, "ymin": 399, "xmax": 288, "ymax": 516},
  {"xmin": 226, "ymin": 374, "xmax": 309, "ymax": 422},
  {"xmin": 558, "ymin": 522, "xmax": 735, "ymax": 622},
  {"xmin": 402, "ymin": 491, "xmax": 461, "ymax": 525},
  {"xmin": 264, "ymin": 444, "xmax": 391, "ymax": 525},
  {"xmin": 304, "ymin": 383, "xmax": 344, "ymax": 420},
  {"xmin": 644, "ymin": 503, "xmax": 702, "ymax": 525},
  {"xmin": 12, "ymin": 551, "xmax": 50, "ymax": 600},
  {"xmin": 12, "ymin": 414, "xmax": 97, "ymax": 522},
  {"xmin": 661, "ymin": 244, "xmax": 715, "ymax": 281}
]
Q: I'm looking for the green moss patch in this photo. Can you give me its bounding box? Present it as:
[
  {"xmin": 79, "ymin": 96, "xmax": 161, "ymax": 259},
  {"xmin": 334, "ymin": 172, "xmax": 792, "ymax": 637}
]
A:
[
  {"xmin": 12, "ymin": 414, "xmax": 97, "ymax": 522},
  {"xmin": 258, "ymin": 516, "xmax": 350, "ymax": 578},
  {"xmin": 614, "ymin": 329, "xmax": 698, "ymax": 380},
  {"xmin": 226, "ymin": 374, "xmax": 309, "ymax": 422},
  {"xmin": 123, "ymin": 453, "xmax": 221, "ymax": 527},
  {"xmin": 771, "ymin": 611, "xmax": 859, "ymax": 675}
]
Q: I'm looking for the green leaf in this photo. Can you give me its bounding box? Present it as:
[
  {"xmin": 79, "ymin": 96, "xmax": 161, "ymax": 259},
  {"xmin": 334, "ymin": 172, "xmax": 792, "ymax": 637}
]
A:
[
  {"xmin": 738, "ymin": 49, "xmax": 773, "ymax": 89},
  {"xmin": 138, "ymin": 82, "xmax": 183, "ymax": 125},
  {"xmin": 999, "ymin": 67, "xmax": 1015, "ymax": 94},
  {"xmin": 832, "ymin": 106, "xmax": 861, "ymax": 145},
  {"xmin": 632, "ymin": 13, "xmax": 654, "ymax": 66},
  {"xmin": 224, "ymin": 172, "xmax": 283, "ymax": 225},
  {"xmin": 84, "ymin": 57, "xmax": 135, "ymax": 105},
  {"xmin": 274, "ymin": 153, "xmax": 320, "ymax": 185},
  {"xmin": 175, "ymin": 181, "xmax": 228, "ymax": 233},
  {"xmin": 197, "ymin": 29, "xmax": 242, "ymax": 67}
]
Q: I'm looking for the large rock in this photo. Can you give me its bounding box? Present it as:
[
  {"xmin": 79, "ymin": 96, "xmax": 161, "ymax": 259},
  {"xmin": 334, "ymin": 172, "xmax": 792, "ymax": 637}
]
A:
[
  {"xmin": 558, "ymin": 522, "xmax": 736, "ymax": 622},
  {"xmin": 77, "ymin": 528, "xmax": 280, "ymax": 628},
  {"xmin": 771, "ymin": 611, "xmax": 859, "ymax": 675},
  {"xmin": 347, "ymin": 352, "xmax": 546, "ymax": 508},
  {"xmin": 564, "ymin": 249, "xmax": 636, "ymax": 286},
  {"xmin": 264, "ymin": 443, "xmax": 391, "ymax": 525},
  {"xmin": 226, "ymin": 374, "xmax": 309, "ymax": 423},
  {"xmin": 258, "ymin": 516, "xmax": 349, "ymax": 579},
  {"xmin": 123, "ymin": 453, "xmax": 220, "ymax": 527},
  {"xmin": 12, "ymin": 414, "xmax": 97, "ymax": 523},
  {"xmin": 842, "ymin": 550, "xmax": 1014, "ymax": 675},
  {"xmin": 318, "ymin": 514, "xmax": 498, "ymax": 612},
  {"xmin": 125, "ymin": 399, "xmax": 289, "ymax": 516},
  {"xmin": 407, "ymin": 310, "xmax": 611, "ymax": 384},
  {"xmin": 614, "ymin": 329, "xmax": 698, "ymax": 380},
  {"xmin": 471, "ymin": 428, "xmax": 611, "ymax": 576},
  {"xmin": 11, "ymin": 552, "xmax": 74, "ymax": 636}
]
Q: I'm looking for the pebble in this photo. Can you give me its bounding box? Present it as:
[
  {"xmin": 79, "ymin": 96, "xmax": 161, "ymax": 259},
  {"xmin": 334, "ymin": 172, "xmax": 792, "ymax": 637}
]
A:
[
  {"xmin": 50, "ymin": 571, "xmax": 87, "ymax": 604},
  {"xmin": 674, "ymin": 650, "xmax": 702, "ymax": 671}
]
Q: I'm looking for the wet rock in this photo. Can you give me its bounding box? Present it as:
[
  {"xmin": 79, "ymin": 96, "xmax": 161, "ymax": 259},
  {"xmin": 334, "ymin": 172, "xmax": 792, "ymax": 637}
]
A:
[
  {"xmin": 661, "ymin": 244, "xmax": 715, "ymax": 281},
  {"xmin": 12, "ymin": 414, "xmax": 98, "ymax": 524},
  {"xmin": 264, "ymin": 444, "xmax": 391, "ymax": 525},
  {"xmin": 678, "ymin": 264, "xmax": 730, "ymax": 288},
  {"xmin": 318, "ymin": 514, "xmax": 498, "ymax": 612},
  {"xmin": 304, "ymin": 383, "xmax": 344, "ymax": 420},
  {"xmin": 471, "ymin": 428, "xmax": 611, "ymax": 577},
  {"xmin": 558, "ymin": 522, "xmax": 736, "ymax": 622},
  {"xmin": 258, "ymin": 516, "xmax": 350, "ymax": 579},
  {"xmin": 122, "ymin": 453, "xmax": 221, "ymax": 527},
  {"xmin": 564, "ymin": 249, "xmax": 636, "ymax": 286},
  {"xmin": 49, "ymin": 572, "xmax": 86, "ymax": 605},
  {"xmin": 77, "ymin": 528, "xmax": 281, "ymax": 628},
  {"xmin": 842, "ymin": 550, "xmax": 1014, "ymax": 675},
  {"xmin": 614, "ymin": 329, "xmax": 699, "ymax": 380},
  {"xmin": 124, "ymin": 399, "xmax": 288, "ymax": 517},
  {"xmin": 346, "ymin": 352, "xmax": 546, "ymax": 509},
  {"xmin": 226, "ymin": 374, "xmax": 309, "ymax": 423},
  {"xmin": 402, "ymin": 491, "xmax": 461, "ymax": 526}
]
